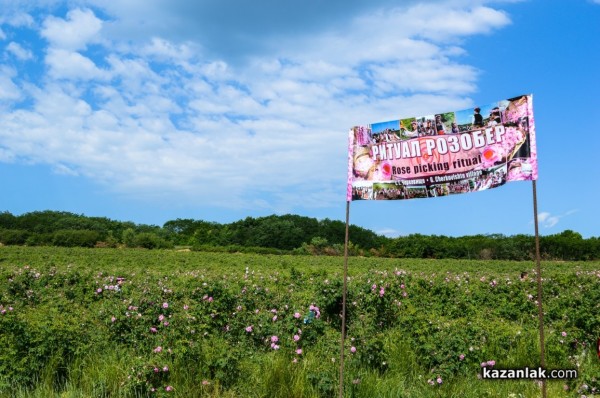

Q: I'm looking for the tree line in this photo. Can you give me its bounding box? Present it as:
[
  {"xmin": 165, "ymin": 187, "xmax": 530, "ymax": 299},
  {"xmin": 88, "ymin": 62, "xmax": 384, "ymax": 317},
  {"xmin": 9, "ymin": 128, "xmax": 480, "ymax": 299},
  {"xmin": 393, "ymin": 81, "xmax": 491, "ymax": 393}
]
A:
[{"xmin": 0, "ymin": 210, "xmax": 598, "ymax": 260}]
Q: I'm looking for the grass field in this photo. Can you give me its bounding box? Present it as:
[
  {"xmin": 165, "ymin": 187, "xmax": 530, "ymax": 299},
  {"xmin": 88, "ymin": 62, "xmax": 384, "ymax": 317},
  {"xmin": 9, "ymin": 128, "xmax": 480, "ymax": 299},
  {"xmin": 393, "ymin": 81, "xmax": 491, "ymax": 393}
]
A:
[{"xmin": 0, "ymin": 246, "xmax": 598, "ymax": 397}]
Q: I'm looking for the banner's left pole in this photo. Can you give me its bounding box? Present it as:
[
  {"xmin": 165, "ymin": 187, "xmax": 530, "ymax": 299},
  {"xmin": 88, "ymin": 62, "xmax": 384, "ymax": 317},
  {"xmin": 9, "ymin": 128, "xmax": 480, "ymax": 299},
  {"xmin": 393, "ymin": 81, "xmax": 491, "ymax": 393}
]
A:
[
  {"xmin": 339, "ymin": 200, "xmax": 351, "ymax": 398},
  {"xmin": 532, "ymin": 180, "xmax": 547, "ymax": 398}
]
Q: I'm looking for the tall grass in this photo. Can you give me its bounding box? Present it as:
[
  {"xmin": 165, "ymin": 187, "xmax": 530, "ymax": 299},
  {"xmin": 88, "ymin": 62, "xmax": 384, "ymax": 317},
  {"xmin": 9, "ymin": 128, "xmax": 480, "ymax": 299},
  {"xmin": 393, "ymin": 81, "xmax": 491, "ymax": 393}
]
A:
[{"xmin": 2, "ymin": 332, "xmax": 597, "ymax": 397}]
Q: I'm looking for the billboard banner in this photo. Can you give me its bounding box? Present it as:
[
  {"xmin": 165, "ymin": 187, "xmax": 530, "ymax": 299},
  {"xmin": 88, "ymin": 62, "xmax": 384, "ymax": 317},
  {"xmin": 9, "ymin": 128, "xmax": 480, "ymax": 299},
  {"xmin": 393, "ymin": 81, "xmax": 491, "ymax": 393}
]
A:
[{"xmin": 347, "ymin": 94, "xmax": 537, "ymax": 201}]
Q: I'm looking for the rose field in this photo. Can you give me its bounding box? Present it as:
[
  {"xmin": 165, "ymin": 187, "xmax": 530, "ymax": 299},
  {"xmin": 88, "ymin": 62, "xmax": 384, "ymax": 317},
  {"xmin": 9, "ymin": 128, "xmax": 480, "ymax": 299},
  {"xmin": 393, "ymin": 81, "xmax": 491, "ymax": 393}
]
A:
[{"xmin": 0, "ymin": 246, "xmax": 598, "ymax": 397}]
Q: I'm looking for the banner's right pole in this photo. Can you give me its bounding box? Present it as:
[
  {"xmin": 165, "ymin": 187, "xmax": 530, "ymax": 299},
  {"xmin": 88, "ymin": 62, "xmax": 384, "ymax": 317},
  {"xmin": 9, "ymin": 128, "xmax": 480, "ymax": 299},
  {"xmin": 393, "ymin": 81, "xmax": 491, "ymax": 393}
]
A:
[
  {"xmin": 532, "ymin": 179, "xmax": 546, "ymax": 398},
  {"xmin": 338, "ymin": 200, "xmax": 350, "ymax": 398}
]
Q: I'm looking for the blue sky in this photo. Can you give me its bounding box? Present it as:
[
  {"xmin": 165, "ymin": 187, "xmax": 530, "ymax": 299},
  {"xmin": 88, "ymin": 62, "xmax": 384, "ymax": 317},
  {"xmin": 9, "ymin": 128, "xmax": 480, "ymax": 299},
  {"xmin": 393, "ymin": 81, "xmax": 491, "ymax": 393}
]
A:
[{"xmin": 1, "ymin": 0, "xmax": 599, "ymax": 238}]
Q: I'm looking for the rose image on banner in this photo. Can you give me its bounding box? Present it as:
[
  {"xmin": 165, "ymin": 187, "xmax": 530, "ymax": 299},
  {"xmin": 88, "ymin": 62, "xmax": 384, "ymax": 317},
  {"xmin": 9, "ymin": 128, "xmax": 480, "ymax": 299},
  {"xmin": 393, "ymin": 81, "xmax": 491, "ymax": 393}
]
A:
[{"xmin": 347, "ymin": 94, "xmax": 537, "ymax": 201}]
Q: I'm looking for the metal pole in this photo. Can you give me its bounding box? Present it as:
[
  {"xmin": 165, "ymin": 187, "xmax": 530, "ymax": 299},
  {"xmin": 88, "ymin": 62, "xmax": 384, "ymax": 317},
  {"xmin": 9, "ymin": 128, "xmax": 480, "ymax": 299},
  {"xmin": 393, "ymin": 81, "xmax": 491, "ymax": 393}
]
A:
[
  {"xmin": 339, "ymin": 201, "xmax": 351, "ymax": 398},
  {"xmin": 532, "ymin": 180, "xmax": 546, "ymax": 398}
]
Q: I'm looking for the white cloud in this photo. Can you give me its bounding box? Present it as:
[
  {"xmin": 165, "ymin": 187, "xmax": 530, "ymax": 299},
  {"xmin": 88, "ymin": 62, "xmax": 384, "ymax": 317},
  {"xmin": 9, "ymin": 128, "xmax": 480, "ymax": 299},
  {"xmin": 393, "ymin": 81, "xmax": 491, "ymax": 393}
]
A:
[
  {"xmin": 0, "ymin": 2, "xmax": 514, "ymax": 210},
  {"xmin": 537, "ymin": 212, "xmax": 559, "ymax": 228},
  {"xmin": 45, "ymin": 48, "xmax": 107, "ymax": 80},
  {"xmin": 0, "ymin": 66, "xmax": 21, "ymax": 101},
  {"xmin": 53, "ymin": 163, "xmax": 79, "ymax": 176},
  {"xmin": 278, "ymin": 6, "xmax": 509, "ymax": 67},
  {"xmin": 536, "ymin": 210, "xmax": 578, "ymax": 229},
  {"xmin": 400, "ymin": 5, "xmax": 511, "ymax": 41},
  {"xmin": 41, "ymin": 8, "xmax": 103, "ymax": 50},
  {"xmin": 0, "ymin": 28, "xmax": 5, "ymax": 40},
  {"xmin": 0, "ymin": 147, "xmax": 16, "ymax": 162},
  {"xmin": 139, "ymin": 37, "xmax": 196, "ymax": 63},
  {"xmin": 105, "ymin": 54, "xmax": 166, "ymax": 93},
  {"xmin": 6, "ymin": 41, "xmax": 33, "ymax": 60},
  {"xmin": 369, "ymin": 60, "xmax": 478, "ymax": 94},
  {"xmin": 1, "ymin": 11, "xmax": 34, "ymax": 28}
]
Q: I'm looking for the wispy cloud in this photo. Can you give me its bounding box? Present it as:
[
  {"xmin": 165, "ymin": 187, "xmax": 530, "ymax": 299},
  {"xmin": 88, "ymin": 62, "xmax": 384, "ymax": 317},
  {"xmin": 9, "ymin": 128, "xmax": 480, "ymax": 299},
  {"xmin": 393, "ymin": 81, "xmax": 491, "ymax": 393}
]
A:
[
  {"xmin": 536, "ymin": 210, "xmax": 578, "ymax": 228},
  {"xmin": 6, "ymin": 42, "xmax": 34, "ymax": 60},
  {"xmin": 537, "ymin": 212, "xmax": 559, "ymax": 228},
  {"xmin": 0, "ymin": 66, "xmax": 21, "ymax": 101}
]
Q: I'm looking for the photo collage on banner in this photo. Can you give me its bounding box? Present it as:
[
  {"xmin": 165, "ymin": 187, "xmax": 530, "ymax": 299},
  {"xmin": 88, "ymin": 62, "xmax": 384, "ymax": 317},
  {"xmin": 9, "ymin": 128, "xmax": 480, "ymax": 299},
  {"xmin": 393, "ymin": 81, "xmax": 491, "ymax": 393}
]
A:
[{"xmin": 347, "ymin": 95, "xmax": 537, "ymax": 201}]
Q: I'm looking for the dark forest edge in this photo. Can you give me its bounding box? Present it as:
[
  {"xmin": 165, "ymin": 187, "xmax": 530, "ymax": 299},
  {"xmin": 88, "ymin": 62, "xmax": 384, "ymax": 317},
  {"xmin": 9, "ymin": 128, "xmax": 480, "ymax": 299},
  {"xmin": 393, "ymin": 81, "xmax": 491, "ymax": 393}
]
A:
[{"xmin": 0, "ymin": 210, "xmax": 598, "ymax": 261}]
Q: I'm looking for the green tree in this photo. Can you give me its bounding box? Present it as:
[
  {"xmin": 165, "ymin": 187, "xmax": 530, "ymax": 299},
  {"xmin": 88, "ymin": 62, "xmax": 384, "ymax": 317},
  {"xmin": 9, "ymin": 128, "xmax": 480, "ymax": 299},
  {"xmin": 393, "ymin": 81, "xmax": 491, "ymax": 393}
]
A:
[
  {"xmin": 0, "ymin": 229, "xmax": 29, "ymax": 245},
  {"xmin": 52, "ymin": 230, "xmax": 100, "ymax": 248},
  {"xmin": 122, "ymin": 228, "xmax": 136, "ymax": 248},
  {"xmin": 134, "ymin": 232, "xmax": 172, "ymax": 249}
]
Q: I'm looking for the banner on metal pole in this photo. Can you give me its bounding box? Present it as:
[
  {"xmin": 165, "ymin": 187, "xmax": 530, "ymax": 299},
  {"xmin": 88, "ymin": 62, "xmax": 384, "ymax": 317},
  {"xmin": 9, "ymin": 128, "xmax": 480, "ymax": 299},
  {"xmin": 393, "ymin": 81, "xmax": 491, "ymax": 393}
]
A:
[{"xmin": 347, "ymin": 94, "xmax": 537, "ymax": 201}]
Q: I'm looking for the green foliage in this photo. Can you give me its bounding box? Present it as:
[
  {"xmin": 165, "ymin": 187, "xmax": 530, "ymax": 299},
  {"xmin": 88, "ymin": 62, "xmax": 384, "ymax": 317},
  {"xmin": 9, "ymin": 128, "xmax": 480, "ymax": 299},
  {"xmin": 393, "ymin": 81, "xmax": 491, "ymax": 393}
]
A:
[
  {"xmin": 0, "ymin": 229, "xmax": 30, "ymax": 245},
  {"xmin": 52, "ymin": 229, "xmax": 101, "ymax": 247},
  {"xmin": 1, "ymin": 210, "xmax": 599, "ymax": 260},
  {"xmin": 122, "ymin": 228, "xmax": 136, "ymax": 247},
  {"xmin": 134, "ymin": 232, "xmax": 173, "ymax": 249},
  {"xmin": 386, "ymin": 232, "xmax": 600, "ymax": 261},
  {"xmin": 0, "ymin": 247, "xmax": 598, "ymax": 397}
]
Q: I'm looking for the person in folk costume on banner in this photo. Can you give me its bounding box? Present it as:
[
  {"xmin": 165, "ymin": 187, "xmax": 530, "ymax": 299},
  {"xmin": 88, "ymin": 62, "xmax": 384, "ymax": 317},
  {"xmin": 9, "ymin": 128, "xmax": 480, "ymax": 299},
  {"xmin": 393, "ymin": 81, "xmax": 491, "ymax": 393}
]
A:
[
  {"xmin": 409, "ymin": 120, "xmax": 421, "ymax": 138},
  {"xmin": 425, "ymin": 119, "xmax": 435, "ymax": 136},
  {"xmin": 354, "ymin": 126, "xmax": 372, "ymax": 146},
  {"xmin": 473, "ymin": 107, "xmax": 484, "ymax": 128},
  {"xmin": 435, "ymin": 114, "xmax": 446, "ymax": 135},
  {"xmin": 489, "ymin": 106, "xmax": 501, "ymax": 126},
  {"xmin": 451, "ymin": 122, "xmax": 460, "ymax": 134}
]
